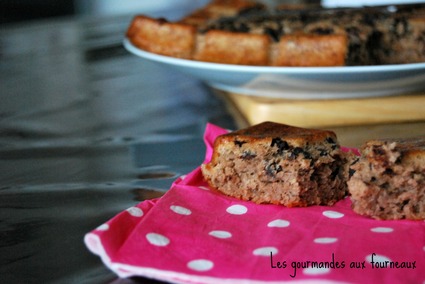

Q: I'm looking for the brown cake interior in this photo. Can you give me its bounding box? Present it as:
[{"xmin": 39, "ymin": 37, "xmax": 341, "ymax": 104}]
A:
[
  {"xmin": 202, "ymin": 122, "xmax": 352, "ymax": 207},
  {"xmin": 348, "ymin": 137, "xmax": 425, "ymax": 220}
]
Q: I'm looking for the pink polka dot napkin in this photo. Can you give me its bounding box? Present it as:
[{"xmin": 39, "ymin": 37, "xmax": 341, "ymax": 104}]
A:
[{"xmin": 85, "ymin": 123, "xmax": 425, "ymax": 284}]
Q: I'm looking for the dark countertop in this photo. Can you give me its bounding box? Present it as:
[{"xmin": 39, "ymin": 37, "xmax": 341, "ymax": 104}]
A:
[{"xmin": 0, "ymin": 11, "xmax": 236, "ymax": 284}]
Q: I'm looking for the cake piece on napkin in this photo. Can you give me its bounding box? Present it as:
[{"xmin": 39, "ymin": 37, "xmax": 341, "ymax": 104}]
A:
[
  {"xmin": 348, "ymin": 137, "xmax": 425, "ymax": 220},
  {"xmin": 201, "ymin": 121, "xmax": 353, "ymax": 207}
]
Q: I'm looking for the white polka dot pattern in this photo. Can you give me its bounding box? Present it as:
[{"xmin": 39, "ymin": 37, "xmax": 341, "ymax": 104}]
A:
[
  {"xmin": 87, "ymin": 179, "xmax": 425, "ymax": 283},
  {"xmin": 209, "ymin": 230, "xmax": 232, "ymax": 239},
  {"xmin": 170, "ymin": 205, "xmax": 192, "ymax": 215},
  {"xmin": 365, "ymin": 253, "xmax": 392, "ymax": 264},
  {"xmin": 267, "ymin": 219, "xmax": 290, "ymax": 228},
  {"xmin": 322, "ymin": 210, "xmax": 344, "ymax": 219},
  {"xmin": 126, "ymin": 207, "xmax": 143, "ymax": 217},
  {"xmin": 187, "ymin": 259, "xmax": 214, "ymax": 271},
  {"xmin": 253, "ymin": 247, "xmax": 278, "ymax": 256},
  {"xmin": 314, "ymin": 237, "xmax": 338, "ymax": 244},
  {"xmin": 370, "ymin": 227, "xmax": 394, "ymax": 233},
  {"xmin": 146, "ymin": 233, "xmax": 170, "ymax": 247},
  {"xmin": 303, "ymin": 267, "xmax": 331, "ymax": 275},
  {"xmin": 96, "ymin": 224, "xmax": 109, "ymax": 231},
  {"xmin": 226, "ymin": 204, "xmax": 248, "ymax": 215},
  {"xmin": 85, "ymin": 124, "xmax": 425, "ymax": 283}
]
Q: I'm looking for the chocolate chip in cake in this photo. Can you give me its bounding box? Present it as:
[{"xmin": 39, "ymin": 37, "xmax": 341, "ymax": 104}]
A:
[
  {"xmin": 234, "ymin": 140, "xmax": 247, "ymax": 147},
  {"xmin": 241, "ymin": 150, "xmax": 256, "ymax": 160},
  {"xmin": 264, "ymin": 27, "xmax": 281, "ymax": 42},
  {"xmin": 326, "ymin": 137, "xmax": 336, "ymax": 145},
  {"xmin": 311, "ymin": 27, "xmax": 334, "ymax": 35},
  {"xmin": 384, "ymin": 168, "xmax": 394, "ymax": 176},
  {"xmin": 302, "ymin": 150, "xmax": 312, "ymax": 160},
  {"xmin": 265, "ymin": 161, "xmax": 283, "ymax": 177},
  {"xmin": 271, "ymin": 138, "xmax": 290, "ymax": 154}
]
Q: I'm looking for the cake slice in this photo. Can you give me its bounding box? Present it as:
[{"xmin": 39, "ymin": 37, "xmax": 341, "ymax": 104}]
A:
[
  {"xmin": 201, "ymin": 122, "xmax": 353, "ymax": 207},
  {"xmin": 198, "ymin": 3, "xmax": 425, "ymax": 66},
  {"xmin": 126, "ymin": 0, "xmax": 263, "ymax": 60},
  {"xmin": 348, "ymin": 137, "xmax": 425, "ymax": 220},
  {"xmin": 180, "ymin": 0, "xmax": 265, "ymax": 27}
]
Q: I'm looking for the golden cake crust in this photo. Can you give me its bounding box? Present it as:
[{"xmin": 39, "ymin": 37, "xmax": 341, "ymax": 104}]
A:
[
  {"xmin": 126, "ymin": 15, "xmax": 196, "ymax": 59},
  {"xmin": 216, "ymin": 121, "xmax": 336, "ymax": 145},
  {"xmin": 194, "ymin": 30, "xmax": 270, "ymax": 65},
  {"xmin": 180, "ymin": 0, "xmax": 263, "ymax": 26},
  {"xmin": 270, "ymin": 34, "xmax": 348, "ymax": 66}
]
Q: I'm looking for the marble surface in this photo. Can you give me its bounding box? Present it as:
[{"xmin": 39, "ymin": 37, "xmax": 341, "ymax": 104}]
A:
[{"xmin": 0, "ymin": 11, "xmax": 236, "ymax": 284}]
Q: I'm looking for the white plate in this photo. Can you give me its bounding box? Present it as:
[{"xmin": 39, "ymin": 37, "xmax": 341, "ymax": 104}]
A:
[{"xmin": 124, "ymin": 38, "xmax": 425, "ymax": 99}]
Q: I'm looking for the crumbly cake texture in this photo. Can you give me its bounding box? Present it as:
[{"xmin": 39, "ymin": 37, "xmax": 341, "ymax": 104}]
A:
[
  {"xmin": 201, "ymin": 122, "xmax": 353, "ymax": 207},
  {"xmin": 348, "ymin": 137, "xmax": 425, "ymax": 220},
  {"xmin": 126, "ymin": 0, "xmax": 425, "ymax": 66}
]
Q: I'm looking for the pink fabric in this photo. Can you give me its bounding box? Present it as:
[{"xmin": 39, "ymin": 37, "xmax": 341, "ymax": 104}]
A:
[{"xmin": 85, "ymin": 123, "xmax": 424, "ymax": 284}]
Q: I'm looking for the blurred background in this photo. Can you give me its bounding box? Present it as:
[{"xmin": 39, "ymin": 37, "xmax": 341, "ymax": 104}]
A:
[
  {"xmin": 2, "ymin": 0, "xmax": 424, "ymax": 24},
  {"xmin": 0, "ymin": 0, "xmax": 208, "ymax": 24},
  {"xmin": 0, "ymin": 0, "xmax": 323, "ymax": 24}
]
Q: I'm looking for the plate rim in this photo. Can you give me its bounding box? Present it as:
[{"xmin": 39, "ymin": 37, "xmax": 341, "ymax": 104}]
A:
[{"xmin": 123, "ymin": 38, "xmax": 425, "ymax": 74}]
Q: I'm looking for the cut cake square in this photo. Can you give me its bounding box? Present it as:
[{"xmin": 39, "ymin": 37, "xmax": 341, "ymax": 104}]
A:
[{"xmin": 201, "ymin": 122, "xmax": 353, "ymax": 207}]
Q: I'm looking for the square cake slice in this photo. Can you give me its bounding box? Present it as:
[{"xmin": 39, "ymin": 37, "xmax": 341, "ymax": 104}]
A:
[
  {"xmin": 348, "ymin": 137, "xmax": 425, "ymax": 220},
  {"xmin": 201, "ymin": 122, "xmax": 352, "ymax": 207}
]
